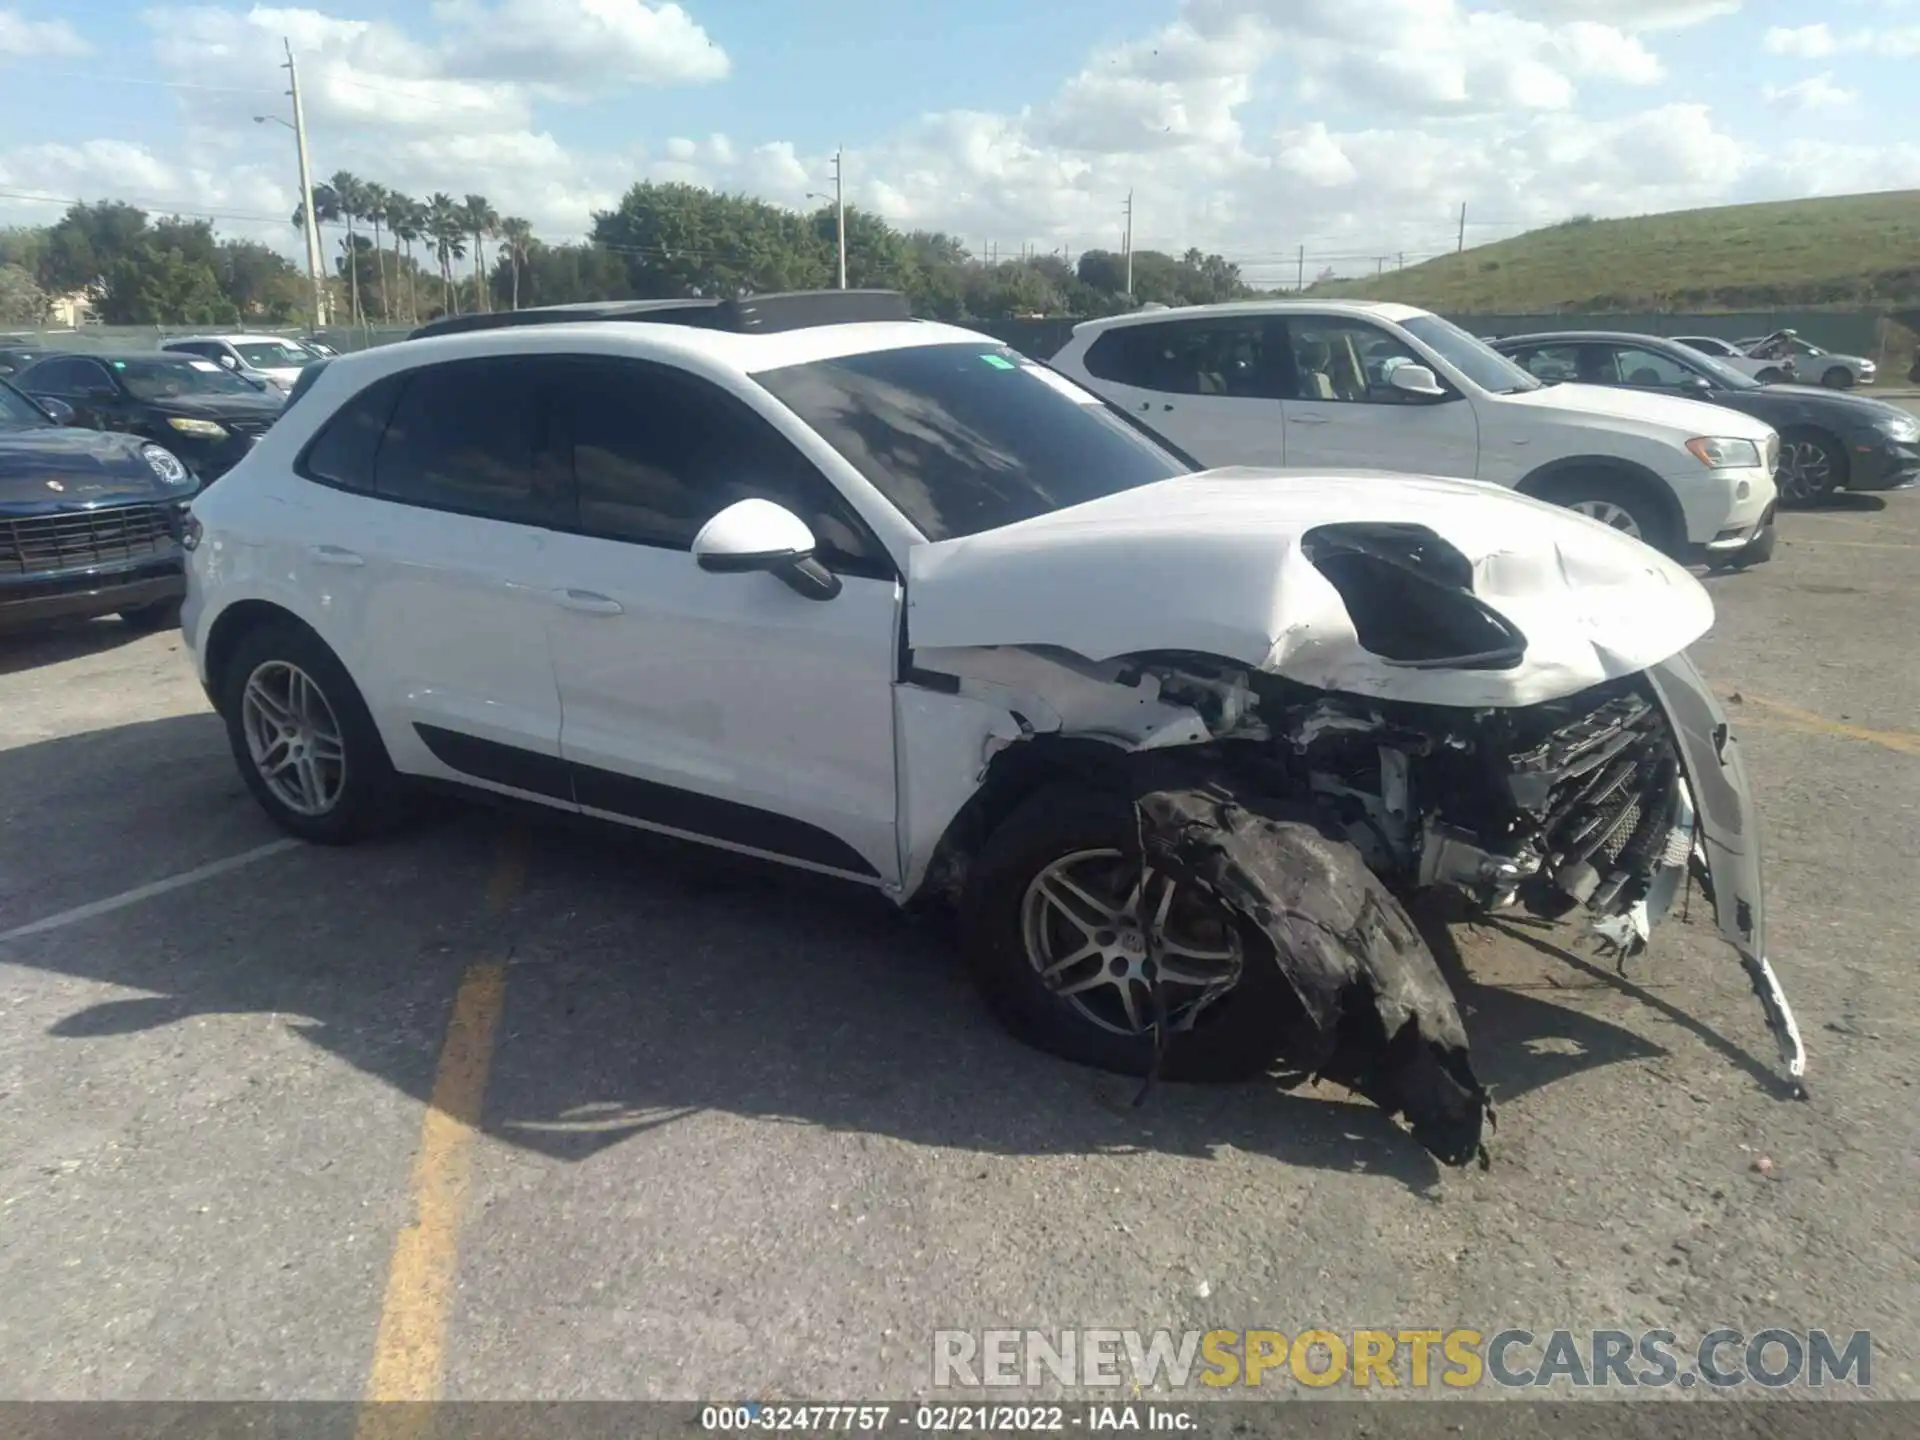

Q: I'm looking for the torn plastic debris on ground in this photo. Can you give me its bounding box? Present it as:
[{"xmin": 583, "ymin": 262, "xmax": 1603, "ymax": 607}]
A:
[{"xmin": 1131, "ymin": 772, "xmax": 1491, "ymax": 1167}]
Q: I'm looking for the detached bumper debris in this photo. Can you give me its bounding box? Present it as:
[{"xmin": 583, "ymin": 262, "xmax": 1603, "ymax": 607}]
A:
[{"xmin": 1133, "ymin": 777, "xmax": 1491, "ymax": 1168}]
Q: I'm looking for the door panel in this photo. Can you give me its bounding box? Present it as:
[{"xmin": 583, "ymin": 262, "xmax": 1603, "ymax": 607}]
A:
[
  {"xmin": 547, "ymin": 536, "xmax": 902, "ymax": 880},
  {"xmin": 1276, "ymin": 316, "xmax": 1480, "ymax": 478}
]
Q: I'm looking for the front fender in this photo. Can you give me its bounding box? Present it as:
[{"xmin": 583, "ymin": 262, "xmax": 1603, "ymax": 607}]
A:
[{"xmin": 1645, "ymin": 652, "xmax": 1807, "ymax": 1087}]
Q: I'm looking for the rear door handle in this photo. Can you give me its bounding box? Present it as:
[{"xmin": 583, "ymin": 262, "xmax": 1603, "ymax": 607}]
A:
[
  {"xmin": 307, "ymin": 545, "xmax": 364, "ymax": 567},
  {"xmin": 1287, "ymin": 413, "xmax": 1330, "ymax": 425},
  {"xmin": 555, "ymin": 589, "xmax": 623, "ymax": 615}
]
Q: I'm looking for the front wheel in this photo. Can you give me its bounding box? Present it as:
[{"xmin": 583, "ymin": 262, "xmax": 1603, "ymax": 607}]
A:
[
  {"xmin": 1533, "ymin": 473, "xmax": 1680, "ymax": 556},
  {"xmin": 1776, "ymin": 430, "xmax": 1846, "ymax": 505},
  {"xmin": 959, "ymin": 785, "xmax": 1289, "ymax": 1082},
  {"xmin": 1755, "ymin": 367, "xmax": 1788, "ymax": 385},
  {"xmin": 218, "ymin": 621, "xmax": 402, "ymax": 843},
  {"xmin": 1821, "ymin": 367, "xmax": 1854, "ymax": 390}
]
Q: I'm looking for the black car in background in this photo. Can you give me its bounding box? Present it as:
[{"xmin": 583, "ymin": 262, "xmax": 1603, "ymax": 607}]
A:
[
  {"xmin": 1490, "ymin": 331, "xmax": 1920, "ymax": 505},
  {"xmin": 0, "ymin": 378, "xmax": 199, "ymax": 633},
  {"xmin": 12, "ymin": 351, "xmax": 284, "ymax": 484},
  {"xmin": 0, "ymin": 346, "xmax": 51, "ymax": 378}
]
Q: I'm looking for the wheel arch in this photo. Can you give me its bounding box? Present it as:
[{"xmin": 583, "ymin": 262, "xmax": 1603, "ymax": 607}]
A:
[
  {"xmin": 1514, "ymin": 454, "xmax": 1687, "ymax": 549},
  {"xmin": 204, "ymin": 599, "xmax": 327, "ymax": 714}
]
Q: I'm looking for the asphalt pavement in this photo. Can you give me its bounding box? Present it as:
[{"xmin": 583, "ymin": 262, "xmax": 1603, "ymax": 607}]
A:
[{"xmin": 1, "ymin": 483, "xmax": 1916, "ymax": 1411}]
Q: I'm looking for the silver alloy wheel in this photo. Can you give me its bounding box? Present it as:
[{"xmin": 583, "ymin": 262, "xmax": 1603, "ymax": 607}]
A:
[
  {"xmin": 1776, "ymin": 439, "xmax": 1832, "ymax": 502},
  {"xmin": 1567, "ymin": 499, "xmax": 1643, "ymax": 538},
  {"xmin": 1019, "ymin": 847, "xmax": 1241, "ymax": 1037},
  {"xmin": 241, "ymin": 660, "xmax": 347, "ymax": 816}
]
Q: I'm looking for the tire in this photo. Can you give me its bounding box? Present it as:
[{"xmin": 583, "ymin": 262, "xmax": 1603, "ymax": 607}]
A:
[
  {"xmin": 1532, "ymin": 471, "xmax": 1680, "ymax": 556},
  {"xmin": 959, "ymin": 783, "xmax": 1294, "ymax": 1083},
  {"xmin": 218, "ymin": 620, "xmax": 402, "ymax": 844},
  {"xmin": 1755, "ymin": 368, "xmax": 1787, "ymax": 385},
  {"xmin": 1821, "ymin": 367, "xmax": 1854, "ymax": 390},
  {"xmin": 118, "ymin": 598, "xmax": 182, "ymax": 632},
  {"xmin": 1776, "ymin": 429, "xmax": 1846, "ymax": 505}
]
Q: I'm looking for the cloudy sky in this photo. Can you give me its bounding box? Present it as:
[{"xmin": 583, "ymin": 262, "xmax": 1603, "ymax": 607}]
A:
[{"xmin": 0, "ymin": 0, "xmax": 1915, "ymax": 283}]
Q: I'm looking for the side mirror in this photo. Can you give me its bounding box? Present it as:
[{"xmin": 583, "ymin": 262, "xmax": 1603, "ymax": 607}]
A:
[
  {"xmin": 1682, "ymin": 374, "xmax": 1713, "ymax": 395},
  {"xmin": 691, "ymin": 497, "xmax": 842, "ymax": 601},
  {"xmin": 218, "ymin": 354, "xmax": 238, "ymax": 369},
  {"xmin": 1387, "ymin": 363, "xmax": 1448, "ymax": 399},
  {"xmin": 37, "ymin": 396, "xmax": 73, "ymax": 425}
]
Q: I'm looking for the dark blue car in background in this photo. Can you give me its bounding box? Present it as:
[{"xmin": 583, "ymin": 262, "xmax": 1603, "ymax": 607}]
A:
[{"xmin": 0, "ymin": 379, "xmax": 199, "ymax": 634}]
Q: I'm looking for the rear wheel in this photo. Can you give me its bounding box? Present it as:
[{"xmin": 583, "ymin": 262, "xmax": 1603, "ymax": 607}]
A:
[
  {"xmin": 1533, "ymin": 472, "xmax": 1680, "ymax": 556},
  {"xmin": 218, "ymin": 621, "xmax": 402, "ymax": 843},
  {"xmin": 960, "ymin": 785, "xmax": 1289, "ymax": 1082},
  {"xmin": 1776, "ymin": 429, "xmax": 1846, "ymax": 505},
  {"xmin": 1821, "ymin": 366, "xmax": 1854, "ymax": 390}
]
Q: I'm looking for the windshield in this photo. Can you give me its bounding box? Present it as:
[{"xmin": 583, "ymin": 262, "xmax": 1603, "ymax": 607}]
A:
[
  {"xmin": 755, "ymin": 342, "xmax": 1192, "ymax": 541},
  {"xmin": 233, "ymin": 341, "xmax": 316, "ymax": 369},
  {"xmin": 0, "ymin": 379, "xmax": 53, "ymax": 428},
  {"xmin": 115, "ymin": 357, "xmax": 262, "ymax": 400},
  {"xmin": 1401, "ymin": 314, "xmax": 1542, "ymax": 394}
]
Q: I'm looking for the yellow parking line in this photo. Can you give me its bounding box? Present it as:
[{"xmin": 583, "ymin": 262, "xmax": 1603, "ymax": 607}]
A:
[
  {"xmin": 1731, "ymin": 694, "xmax": 1920, "ymax": 758},
  {"xmin": 358, "ymin": 832, "xmax": 524, "ymax": 1426}
]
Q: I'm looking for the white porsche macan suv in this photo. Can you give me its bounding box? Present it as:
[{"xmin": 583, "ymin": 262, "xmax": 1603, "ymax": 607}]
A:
[{"xmin": 181, "ymin": 291, "xmax": 1806, "ymax": 1165}]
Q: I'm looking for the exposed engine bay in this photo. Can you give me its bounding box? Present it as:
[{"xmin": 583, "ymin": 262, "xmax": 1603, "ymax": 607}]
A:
[{"xmin": 914, "ymin": 641, "xmax": 1807, "ymax": 1166}]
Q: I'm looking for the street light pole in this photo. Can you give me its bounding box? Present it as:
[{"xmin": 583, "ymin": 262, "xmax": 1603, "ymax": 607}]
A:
[
  {"xmin": 834, "ymin": 145, "xmax": 846, "ymax": 290},
  {"xmin": 283, "ymin": 39, "xmax": 327, "ymax": 331}
]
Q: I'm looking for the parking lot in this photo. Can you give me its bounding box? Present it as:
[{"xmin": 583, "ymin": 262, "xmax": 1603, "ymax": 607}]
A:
[{"xmin": 2, "ymin": 480, "xmax": 1917, "ymax": 1404}]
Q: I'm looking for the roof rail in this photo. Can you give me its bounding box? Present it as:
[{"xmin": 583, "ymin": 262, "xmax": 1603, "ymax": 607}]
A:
[{"xmin": 407, "ymin": 289, "xmax": 914, "ymax": 342}]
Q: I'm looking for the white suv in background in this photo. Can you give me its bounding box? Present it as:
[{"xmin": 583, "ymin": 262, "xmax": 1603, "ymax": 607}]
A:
[
  {"xmin": 160, "ymin": 334, "xmax": 321, "ymax": 393},
  {"xmin": 178, "ymin": 291, "xmax": 1805, "ymax": 1164},
  {"xmin": 1053, "ymin": 301, "xmax": 1779, "ymax": 565}
]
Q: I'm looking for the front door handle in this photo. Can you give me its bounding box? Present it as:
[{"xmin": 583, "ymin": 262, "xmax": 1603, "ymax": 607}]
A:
[
  {"xmin": 1287, "ymin": 413, "xmax": 1331, "ymax": 425},
  {"xmin": 307, "ymin": 545, "xmax": 364, "ymax": 567},
  {"xmin": 556, "ymin": 589, "xmax": 623, "ymax": 615}
]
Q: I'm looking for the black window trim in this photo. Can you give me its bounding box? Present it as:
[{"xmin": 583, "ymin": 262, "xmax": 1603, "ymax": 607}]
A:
[{"xmin": 290, "ymin": 352, "xmax": 899, "ymax": 583}]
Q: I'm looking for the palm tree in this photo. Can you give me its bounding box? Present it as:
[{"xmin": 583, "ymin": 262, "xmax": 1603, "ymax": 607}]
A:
[
  {"xmin": 328, "ymin": 171, "xmax": 369, "ymax": 325},
  {"xmin": 387, "ymin": 194, "xmax": 424, "ymax": 324},
  {"xmin": 291, "ymin": 183, "xmax": 342, "ymax": 325},
  {"xmin": 426, "ymin": 193, "xmax": 466, "ymax": 316},
  {"xmin": 461, "ymin": 193, "xmax": 499, "ymax": 313},
  {"xmin": 362, "ymin": 182, "xmax": 391, "ymax": 322},
  {"xmin": 497, "ymin": 216, "xmax": 534, "ymax": 311}
]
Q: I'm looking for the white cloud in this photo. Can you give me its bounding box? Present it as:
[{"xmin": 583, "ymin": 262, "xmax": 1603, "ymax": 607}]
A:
[
  {"xmin": 0, "ymin": 8, "xmax": 89, "ymax": 56},
  {"xmin": 1764, "ymin": 23, "xmax": 1838, "ymax": 56},
  {"xmin": 1762, "ymin": 72, "xmax": 1857, "ymax": 112},
  {"xmin": 1764, "ymin": 21, "xmax": 1920, "ymax": 55},
  {"xmin": 431, "ymin": 0, "xmax": 728, "ymax": 90},
  {"xmin": 1524, "ymin": 0, "xmax": 1742, "ymax": 28}
]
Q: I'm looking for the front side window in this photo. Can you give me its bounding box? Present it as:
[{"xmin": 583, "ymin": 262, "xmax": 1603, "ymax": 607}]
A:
[
  {"xmin": 1610, "ymin": 347, "xmax": 1699, "ymax": 389},
  {"xmin": 1507, "ymin": 345, "xmax": 1583, "ymax": 383},
  {"xmin": 1283, "ymin": 318, "xmax": 1430, "ymax": 404},
  {"xmin": 373, "ymin": 357, "xmax": 559, "ymax": 524},
  {"xmin": 23, "ymin": 358, "xmax": 108, "ymax": 396},
  {"xmin": 554, "ymin": 356, "xmax": 887, "ymax": 574},
  {"xmin": 756, "ymin": 342, "xmax": 1191, "ymax": 543}
]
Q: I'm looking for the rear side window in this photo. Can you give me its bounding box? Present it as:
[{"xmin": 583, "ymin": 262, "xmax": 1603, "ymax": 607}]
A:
[
  {"xmin": 1083, "ymin": 319, "xmax": 1288, "ymax": 399},
  {"xmin": 373, "ymin": 357, "xmax": 559, "ymax": 524},
  {"xmin": 297, "ymin": 372, "xmax": 403, "ymax": 492}
]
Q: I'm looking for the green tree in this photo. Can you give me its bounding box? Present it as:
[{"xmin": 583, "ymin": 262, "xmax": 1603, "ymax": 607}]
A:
[
  {"xmin": 0, "ymin": 263, "xmax": 48, "ymax": 325},
  {"xmin": 387, "ymin": 195, "xmax": 426, "ymax": 323},
  {"xmin": 425, "ymin": 193, "xmax": 466, "ymax": 316},
  {"xmin": 327, "ymin": 171, "xmax": 369, "ymax": 324},
  {"xmin": 593, "ymin": 181, "xmax": 828, "ymax": 297},
  {"xmin": 496, "ymin": 216, "xmax": 534, "ymax": 311},
  {"xmin": 98, "ymin": 246, "xmax": 227, "ymax": 324},
  {"xmin": 40, "ymin": 201, "xmax": 150, "ymax": 297},
  {"xmin": 363, "ymin": 182, "xmax": 392, "ymax": 321},
  {"xmin": 216, "ymin": 240, "xmax": 301, "ymax": 320},
  {"xmin": 461, "ymin": 194, "xmax": 498, "ymax": 313}
]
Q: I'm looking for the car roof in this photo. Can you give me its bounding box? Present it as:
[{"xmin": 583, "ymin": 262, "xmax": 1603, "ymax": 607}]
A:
[
  {"xmin": 371, "ymin": 315, "xmax": 999, "ymax": 377},
  {"xmin": 28, "ymin": 349, "xmax": 205, "ymax": 362},
  {"xmin": 1070, "ymin": 298, "xmax": 1434, "ymax": 336},
  {"xmin": 1489, "ymin": 331, "xmax": 1687, "ymax": 346},
  {"xmin": 162, "ymin": 334, "xmax": 297, "ymax": 346}
]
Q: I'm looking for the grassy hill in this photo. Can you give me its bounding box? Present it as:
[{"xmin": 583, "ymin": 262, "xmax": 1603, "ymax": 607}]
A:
[{"xmin": 1320, "ymin": 190, "xmax": 1920, "ymax": 313}]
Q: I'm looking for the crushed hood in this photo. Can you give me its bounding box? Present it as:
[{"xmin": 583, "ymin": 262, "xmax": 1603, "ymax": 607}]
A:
[{"xmin": 906, "ymin": 469, "xmax": 1715, "ymax": 708}]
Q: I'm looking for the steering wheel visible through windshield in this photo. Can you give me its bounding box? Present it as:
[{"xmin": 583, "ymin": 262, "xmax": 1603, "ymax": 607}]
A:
[
  {"xmin": 1401, "ymin": 314, "xmax": 1542, "ymax": 394},
  {"xmin": 114, "ymin": 357, "xmax": 263, "ymax": 400},
  {"xmin": 755, "ymin": 342, "xmax": 1193, "ymax": 541}
]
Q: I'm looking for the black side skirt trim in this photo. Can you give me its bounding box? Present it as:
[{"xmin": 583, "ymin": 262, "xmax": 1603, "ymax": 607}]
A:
[{"xmin": 413, "ymin": 723, "xmax": 880, "ymax": 878}]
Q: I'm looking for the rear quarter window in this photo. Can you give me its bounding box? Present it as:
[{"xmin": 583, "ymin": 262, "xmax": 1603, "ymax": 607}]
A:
[{"xmin": 295, "ymin": 372, "xmax": 406, "ymax": 493}]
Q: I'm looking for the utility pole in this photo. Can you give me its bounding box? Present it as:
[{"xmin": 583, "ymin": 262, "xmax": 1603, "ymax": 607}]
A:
[
  {"xmin": 1296, "ymin": 244, "xmax": 1305, "ymax": 292},
  {"xmin": 1397, "ymin": 251, "xmax": 1405, "ymax": 269},
  {"xmin": 833, "ymin": 145, "xmax": 847, "ymax": 290},
  {"xmin": 1457, "ymin": 201, "xmax": 1467, "ymax": 253},
  {"xmin": 284, "ymin": 40, "xmax": 327, "ymax": 330},
  {"xmin": 1122, "ymin": 190, "xmax": 1134, "ymax": 296},
  {"xmin": 1376, "ymin": 256, "xmax": 1384, "ymax": 277}
]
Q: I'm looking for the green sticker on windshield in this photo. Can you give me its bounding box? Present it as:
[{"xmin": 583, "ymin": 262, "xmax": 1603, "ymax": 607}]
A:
[
  {"xmin": 979, "ymin": 353, "xmax": 1016, "ymax": 370},
  {"xmin": 112, "ymin": 360, "xmax": 126, "ymax": 368}
]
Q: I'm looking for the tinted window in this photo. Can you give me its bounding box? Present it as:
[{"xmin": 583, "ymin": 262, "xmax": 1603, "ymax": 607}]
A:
[
  {"xmin": 0, "ymin": 381, "xmax": 53, "ymax": 428},
  {"xmin": 297, "ymin": 373, "xmax": 405, "ymax": 492},
  {"xmin": 555, "ymin": 357, "xmax": 886, "ymax": 573},
  {"xmin": 1084, "ymin": 318, "xmax": 1287, "ymax": 398},
  {"xmin": 756, "ymin": 342, "xmax": 1191, "ymax": 542},
  {"xmin": 235, "ymin": 341, "xmax": 315, "ymax": 369},
  {"xmin": 165, "ymin": 342, "xmax": 220, "ymax": 359},
  {"xmin": 1508, "ymin": 344, "xmax": 1584, "ymax": 382},
  {"xmin": 114, "ymin": 357, "xmax": 259, "ymax": 400},
  {"xmin": 1400, "ymin": 314, "xmax": 1541, "ymax": 393},
  {"xmin": 375, "ymin": 357, "xmax": 557, "ymax": 524},
  {"xmin": 1283, "ymin": 318, "xmax": 1429, "ymax": 403},
  {"xmin": 24, "ymin": 357, "xmax": 109, "ymax": 395}
]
